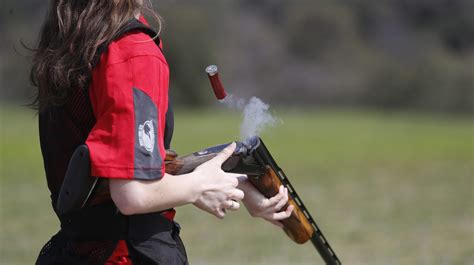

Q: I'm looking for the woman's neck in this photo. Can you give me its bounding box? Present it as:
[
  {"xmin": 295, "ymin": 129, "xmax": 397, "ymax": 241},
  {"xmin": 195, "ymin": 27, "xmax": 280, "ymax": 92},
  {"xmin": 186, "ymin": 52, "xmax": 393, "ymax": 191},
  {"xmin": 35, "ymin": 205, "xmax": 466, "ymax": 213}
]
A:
[{"xmin": 134, "ymin": 11, "xmax": 141, "ymax": 19}]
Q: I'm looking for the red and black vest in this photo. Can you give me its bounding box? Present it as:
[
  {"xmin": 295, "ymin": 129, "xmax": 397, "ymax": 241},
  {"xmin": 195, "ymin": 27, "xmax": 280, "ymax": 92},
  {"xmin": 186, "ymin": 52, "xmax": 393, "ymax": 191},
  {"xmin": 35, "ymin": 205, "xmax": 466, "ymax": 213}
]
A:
[{"xmin": 37, "ymin": 19, "xmax": 184, "ymax": 265}]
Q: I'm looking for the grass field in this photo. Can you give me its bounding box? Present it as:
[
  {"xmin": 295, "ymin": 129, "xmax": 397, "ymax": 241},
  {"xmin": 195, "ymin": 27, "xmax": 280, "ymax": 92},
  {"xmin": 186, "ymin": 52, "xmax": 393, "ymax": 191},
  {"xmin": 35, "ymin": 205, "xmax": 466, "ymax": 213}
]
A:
[{"xmin": 1, "ymin": 104, "xmax": 473, "ymax": 265}]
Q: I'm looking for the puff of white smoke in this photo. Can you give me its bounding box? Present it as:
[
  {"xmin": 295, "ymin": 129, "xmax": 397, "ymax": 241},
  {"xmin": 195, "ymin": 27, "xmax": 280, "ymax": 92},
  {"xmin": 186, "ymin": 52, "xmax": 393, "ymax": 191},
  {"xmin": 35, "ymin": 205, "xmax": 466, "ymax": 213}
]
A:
[
  {"xmin": 220, "ymin": 95, "xmax": 278, "ymax": 143},
  {"xmin": 219, "ymin": 94, "xmax": 247, "ymax": 110}
]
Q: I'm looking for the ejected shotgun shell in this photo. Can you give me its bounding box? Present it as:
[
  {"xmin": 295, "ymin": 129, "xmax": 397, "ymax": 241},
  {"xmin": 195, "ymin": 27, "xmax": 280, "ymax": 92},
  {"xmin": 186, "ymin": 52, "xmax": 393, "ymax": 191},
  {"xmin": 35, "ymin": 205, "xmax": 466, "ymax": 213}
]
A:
[{"xmin": 206, "ymin": 65, "xmax": 227, "ymax": 100}]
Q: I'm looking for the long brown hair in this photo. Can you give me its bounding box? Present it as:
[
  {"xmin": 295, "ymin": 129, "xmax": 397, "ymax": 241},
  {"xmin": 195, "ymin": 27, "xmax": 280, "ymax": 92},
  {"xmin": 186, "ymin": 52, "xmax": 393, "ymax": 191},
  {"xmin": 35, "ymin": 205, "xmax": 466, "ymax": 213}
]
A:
[{"xmin": 30, "ymin": 0, "xmax": 160, "ymax": 112}]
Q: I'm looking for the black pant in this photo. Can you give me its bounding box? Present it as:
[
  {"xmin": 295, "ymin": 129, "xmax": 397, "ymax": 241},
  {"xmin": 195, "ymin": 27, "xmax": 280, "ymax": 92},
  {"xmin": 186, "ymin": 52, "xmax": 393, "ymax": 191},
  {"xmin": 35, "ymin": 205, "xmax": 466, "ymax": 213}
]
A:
[
  {"xmin": 36, "ymin": 222, "xmax": 188, "ymax": 265},
  {"xmin": 128, "ymin": 221, "xmax": 188, "ymax": 265}
]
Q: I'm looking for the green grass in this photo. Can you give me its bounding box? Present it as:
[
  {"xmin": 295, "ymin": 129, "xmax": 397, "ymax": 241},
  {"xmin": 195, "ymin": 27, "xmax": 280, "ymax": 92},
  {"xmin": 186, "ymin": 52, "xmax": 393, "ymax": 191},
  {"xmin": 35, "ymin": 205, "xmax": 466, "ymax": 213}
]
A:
[{"xmin": 1, "ymin": 105, "xmax": 473, "ymax": 265}]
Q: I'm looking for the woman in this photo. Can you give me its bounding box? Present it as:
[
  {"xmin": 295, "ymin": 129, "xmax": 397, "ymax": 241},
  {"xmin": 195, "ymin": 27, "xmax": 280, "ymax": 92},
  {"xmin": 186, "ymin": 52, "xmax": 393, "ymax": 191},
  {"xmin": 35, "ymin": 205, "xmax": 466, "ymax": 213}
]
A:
[{"xmin": 31, "ymin": 1, "xmax": 293, "ymax": 264}]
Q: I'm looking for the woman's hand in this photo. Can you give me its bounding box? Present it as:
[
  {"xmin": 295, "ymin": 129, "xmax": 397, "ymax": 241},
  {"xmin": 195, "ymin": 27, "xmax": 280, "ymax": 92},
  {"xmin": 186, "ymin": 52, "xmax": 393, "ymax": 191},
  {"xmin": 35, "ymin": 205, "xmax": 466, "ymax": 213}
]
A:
[
  {"xmin": 109, "ymin": 143, "xmax": 244, "ymax": 216},
  {"xmin": 238, "ymin": 177, "xmax": 294, "ymax": 228},
  {"xmin": 191, "ymin": 142, "xmax": 245, "ymax": 219}
]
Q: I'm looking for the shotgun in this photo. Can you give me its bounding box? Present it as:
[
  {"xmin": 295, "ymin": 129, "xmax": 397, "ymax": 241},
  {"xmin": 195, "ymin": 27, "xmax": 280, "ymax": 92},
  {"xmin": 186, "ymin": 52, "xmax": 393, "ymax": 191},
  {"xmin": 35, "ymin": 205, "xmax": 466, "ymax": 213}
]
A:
[
  {"xmin": 57, "ymin": 137, "xmax": 341, "ymax": 264},
  {"xmin": 165, "ymin": 137, "xmax": 341, "ymax": 264}
]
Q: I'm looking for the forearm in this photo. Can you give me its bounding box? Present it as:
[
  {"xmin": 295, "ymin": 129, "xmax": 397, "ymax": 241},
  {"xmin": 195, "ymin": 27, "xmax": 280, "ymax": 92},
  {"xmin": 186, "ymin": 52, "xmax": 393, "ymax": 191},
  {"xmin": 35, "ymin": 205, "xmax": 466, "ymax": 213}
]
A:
[{"xmin": 110, "ymin": 173, "xmax": 200, "ymax": 215}]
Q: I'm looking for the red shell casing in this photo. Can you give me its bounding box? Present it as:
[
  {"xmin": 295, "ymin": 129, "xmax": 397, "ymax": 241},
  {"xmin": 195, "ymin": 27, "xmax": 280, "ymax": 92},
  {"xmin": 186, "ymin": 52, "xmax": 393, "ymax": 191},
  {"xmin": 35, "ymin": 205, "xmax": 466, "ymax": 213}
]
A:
[{"xmin": 208, "ymin": 73, "xmax": 227, "ymax": 100}]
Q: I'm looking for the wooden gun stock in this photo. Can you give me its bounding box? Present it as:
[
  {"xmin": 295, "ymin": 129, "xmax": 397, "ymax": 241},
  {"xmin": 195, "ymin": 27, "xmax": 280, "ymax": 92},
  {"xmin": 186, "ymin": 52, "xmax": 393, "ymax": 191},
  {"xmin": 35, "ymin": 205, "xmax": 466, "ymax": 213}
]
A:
[
  {"xmin": 165, "ymin": 150, "xmax": 218, "ymax": 175},
  {"xmin": 164, "ymin": 138, "xmax": 341, "ymax": 264}
]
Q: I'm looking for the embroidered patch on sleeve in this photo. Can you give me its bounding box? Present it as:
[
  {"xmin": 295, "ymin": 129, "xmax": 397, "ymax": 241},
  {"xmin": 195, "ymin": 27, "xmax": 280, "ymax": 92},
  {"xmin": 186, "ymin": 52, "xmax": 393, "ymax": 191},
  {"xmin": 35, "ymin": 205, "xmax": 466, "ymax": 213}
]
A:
[{"xmin": 133, "ymin": 88, "xmax": 163, "ymax": 180}]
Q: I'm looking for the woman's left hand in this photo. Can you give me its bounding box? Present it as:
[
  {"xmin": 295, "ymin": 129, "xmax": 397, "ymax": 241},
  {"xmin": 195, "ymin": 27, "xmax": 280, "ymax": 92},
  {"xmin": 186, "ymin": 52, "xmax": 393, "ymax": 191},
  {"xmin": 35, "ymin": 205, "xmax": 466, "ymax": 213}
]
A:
[{"xmin": 238, "ymin": 177, "xmax": 294, "ymax": 228}]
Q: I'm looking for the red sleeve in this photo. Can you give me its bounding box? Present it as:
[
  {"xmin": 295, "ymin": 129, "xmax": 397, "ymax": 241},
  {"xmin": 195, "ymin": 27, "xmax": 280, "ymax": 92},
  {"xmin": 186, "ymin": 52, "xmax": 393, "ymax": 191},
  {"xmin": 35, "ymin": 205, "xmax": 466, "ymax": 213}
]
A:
[{"xmin": 85, "ymin": 32, "xmax": 169, "ymax": 180}]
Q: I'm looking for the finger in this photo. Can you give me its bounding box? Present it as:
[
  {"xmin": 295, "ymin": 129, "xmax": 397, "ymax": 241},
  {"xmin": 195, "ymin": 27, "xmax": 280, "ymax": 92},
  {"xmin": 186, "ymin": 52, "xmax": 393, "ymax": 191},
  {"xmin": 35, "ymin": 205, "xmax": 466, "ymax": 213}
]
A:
[
  {"xmin": 212, "ymin": 142, "xmax": 236, "ymax": 165},
  {"xmin": 222, "ymin": 200, "xmax": 232, "ymax": 208},
  {"xmin": 220, "ymin": 173, "xmax": 239, "ymax": 187},
  {"xmin": 228, "ymin": 188, "xmax": 245, "ymax": 201},
  {"xmin": 272, "ymin": 204, "xmax": 294, "ymax": 220},
  {"xmin": 274, "ymin": 188, "xmax": 289, "ymax": 211},
  {"xmin": 227, "ymin": 200, "xmax": 240, "ymax": 211},
  {"xmin": 226, "ymin": 172, "xmax": 246, "ymax": 178},
  {"xmin": 227, "ymin": 175, "xmax": 239, "ymax": 188},
  {"xmin": 226, "ymin": 174, "xmax": 248, "ymax": 186},
  {"xmin": 216, "ymin": 208, "xmax": 226, "ymax": 219},
  {"xmin": 267, "ymin": 186, "xmax": 285, "ymax": 206}
]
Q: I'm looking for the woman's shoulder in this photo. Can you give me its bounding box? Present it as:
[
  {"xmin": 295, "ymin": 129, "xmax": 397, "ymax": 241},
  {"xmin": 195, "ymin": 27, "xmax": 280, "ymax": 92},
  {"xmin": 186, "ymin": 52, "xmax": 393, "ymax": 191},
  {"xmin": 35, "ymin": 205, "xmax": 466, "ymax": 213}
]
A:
[{"xmin": 102, "ymin": 30, "xmax": 165, "ymax": 66}]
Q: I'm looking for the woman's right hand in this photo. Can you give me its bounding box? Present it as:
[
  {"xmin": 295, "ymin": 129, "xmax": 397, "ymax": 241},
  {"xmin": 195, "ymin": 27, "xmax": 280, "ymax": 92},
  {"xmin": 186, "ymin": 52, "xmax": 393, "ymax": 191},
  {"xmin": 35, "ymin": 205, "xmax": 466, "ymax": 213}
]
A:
[{"xmin": 191, "ymin": 142, "xmax": 245, "ymax": 219}]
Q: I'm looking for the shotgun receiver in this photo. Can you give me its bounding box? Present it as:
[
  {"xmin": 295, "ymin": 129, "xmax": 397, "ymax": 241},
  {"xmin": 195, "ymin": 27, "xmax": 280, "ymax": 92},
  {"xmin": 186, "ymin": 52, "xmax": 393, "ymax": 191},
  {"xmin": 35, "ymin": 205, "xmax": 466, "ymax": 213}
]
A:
[{"xmin": 57, "ymin": 137, "xmax": 341, "ymax": 264}]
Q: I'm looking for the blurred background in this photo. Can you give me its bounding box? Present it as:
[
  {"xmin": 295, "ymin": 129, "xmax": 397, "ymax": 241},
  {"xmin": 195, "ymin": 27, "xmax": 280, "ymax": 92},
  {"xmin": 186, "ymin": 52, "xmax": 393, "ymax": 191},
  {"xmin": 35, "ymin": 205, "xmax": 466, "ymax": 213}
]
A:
[{"xmin": 1, "ymin": 0, "xmax": 473, "ymax": 264}]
